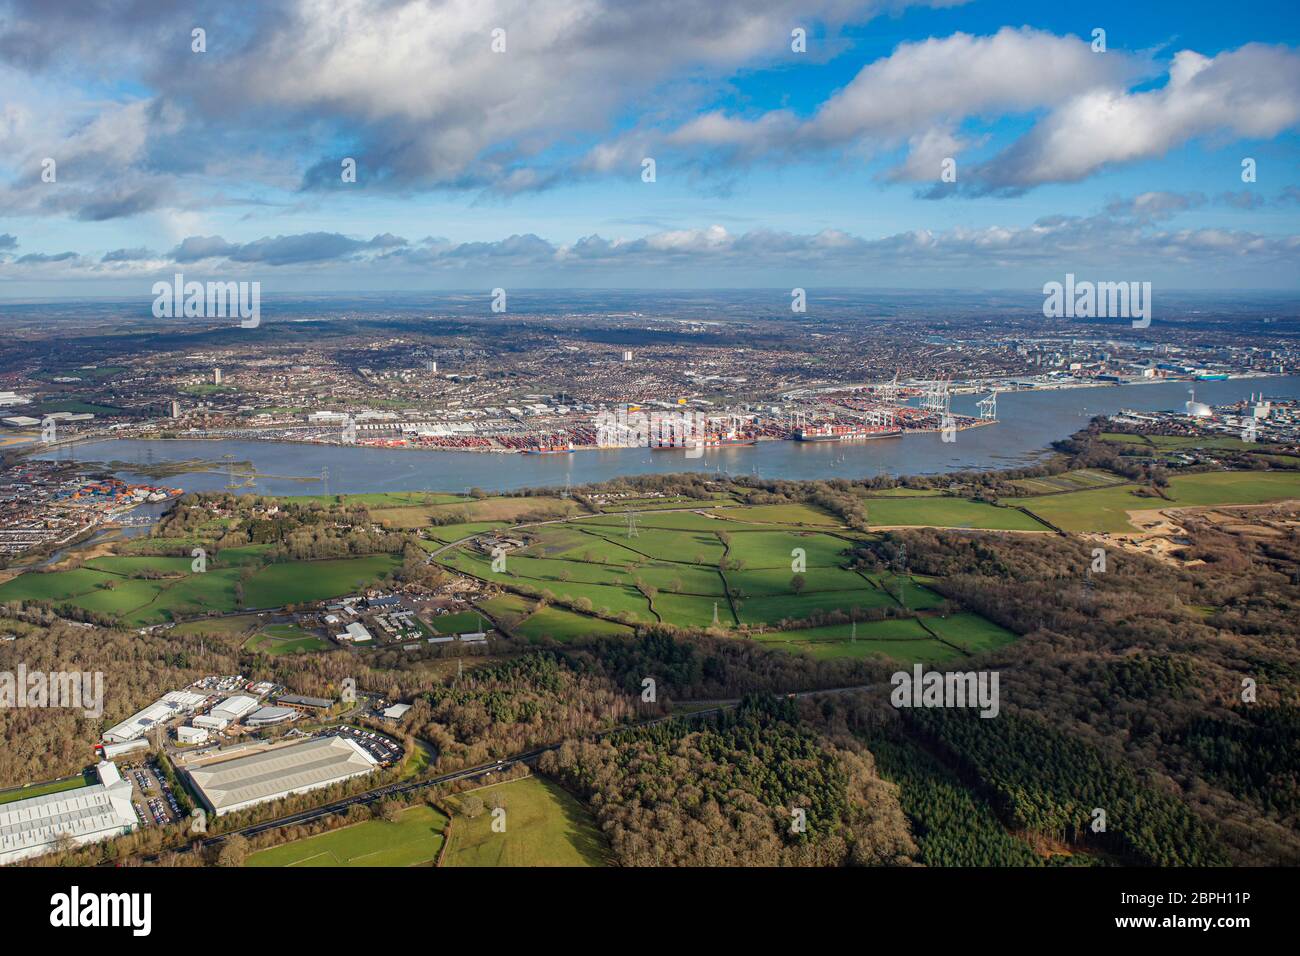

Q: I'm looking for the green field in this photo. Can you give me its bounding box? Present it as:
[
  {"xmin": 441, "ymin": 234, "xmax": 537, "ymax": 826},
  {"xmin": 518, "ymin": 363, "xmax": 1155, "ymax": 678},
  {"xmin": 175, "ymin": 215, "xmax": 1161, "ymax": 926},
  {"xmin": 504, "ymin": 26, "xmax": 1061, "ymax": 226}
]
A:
[
  {"xmin": 1008, "ymin": 468, "xmax": 1132, "ymax": 495},
  {"xmin": 245, "ymin": 805, "xmax": 449, "ymax": 867},
  {"xmin": 1098, "ymin": 432, "xmax": 1261, "ymax": 453},
  {"xmin": 245, "ymin": 623, "xmax": 333, "ymax": 655},
  {"xmin": 1020, "ymin": 471, "xmax": 1300, "ymax": 532},
  {"xmin": 754, "ymin": 618, "xmax": 964, "ymax": 662},
  {"xmin": 283, "ymin": 492, "xmax": 470, "ymax": 507},
  {"xmin": 714, "ymin": 502, "xmax": 843, "ymax": 526},
  {"xmin": 597, "ymin": 494, "xmax": 737, "ymax": 512},
  {"xmin": 429, "ymin": 610, "xmax": 489, "ymax": 634},
  {"xmin": 0, "ymin": 552, "xmax": 401, "ymax": 624},
  {"xmin": 863, "ymin": 497, "xmax": 1050, "ymax": 530},
  {"xmin": 923, "ymin": 613, "xmax": 1019, "ymax": 654},
  {"xmin": 0, "ymin": 772, "xmax": 92, "ymax": 806},
  {"xmin": 171, "ymin": 614, "xmax": 261, "ymax": 637},
  {"xmin": 421, "ymin": 521, "xmax": 510, "ymax": 544},
  {"xmin": 242, "ymin": 554, "xmax": 401, "ymax": 607},
  {"xmin": 433, "ymin": 507, "xmax": 1012, "ymax": 657},
  {"xmin": 513, "ymin": 605, "xmax": 636, "ymax": 642},
  {"xmin": 475, "ymin": 593, "xmax": 535, "ymax": 627},
  {"xmin": 441, "ymin": 775, "xmax": 609, "ymax": 867}
]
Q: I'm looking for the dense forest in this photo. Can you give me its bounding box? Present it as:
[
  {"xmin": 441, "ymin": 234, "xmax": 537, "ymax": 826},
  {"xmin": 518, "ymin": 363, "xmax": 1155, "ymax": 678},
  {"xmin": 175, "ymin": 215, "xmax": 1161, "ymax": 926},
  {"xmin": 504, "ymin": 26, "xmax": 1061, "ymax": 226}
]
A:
[
  {"xmin": 847, "ymin": 529, "xmax": 1300, "ymax": 864},
  {"xmin": 541, "ymin": 696, "xmax": 916, "ymax": 866},
  {"xmin": 0, "ymin": 608, "xmax": 239, "ymax": 785}
]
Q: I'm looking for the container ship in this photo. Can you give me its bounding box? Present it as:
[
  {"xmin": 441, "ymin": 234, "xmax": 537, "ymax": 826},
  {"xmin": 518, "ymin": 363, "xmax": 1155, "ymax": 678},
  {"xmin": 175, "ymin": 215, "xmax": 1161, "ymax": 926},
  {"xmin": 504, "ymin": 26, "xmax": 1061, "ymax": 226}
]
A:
[
  {"xmin": 793, "ymin": 423, "xmax": 903, "ymax": 442},
  {"xmin": 524, "ymin": 442, "xmax": 575, "ymax": 454},
  {"xmin": 651, "ymin": 434, "xmax": 757, "ymax": 450}
]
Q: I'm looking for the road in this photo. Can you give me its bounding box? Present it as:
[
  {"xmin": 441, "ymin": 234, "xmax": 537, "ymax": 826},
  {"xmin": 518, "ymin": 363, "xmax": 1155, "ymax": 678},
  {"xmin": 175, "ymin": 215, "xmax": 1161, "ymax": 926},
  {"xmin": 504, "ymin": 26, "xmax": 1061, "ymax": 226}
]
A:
[{"xmin": 142, "ymin": 682, "xmax": 878, "ymax": 861}]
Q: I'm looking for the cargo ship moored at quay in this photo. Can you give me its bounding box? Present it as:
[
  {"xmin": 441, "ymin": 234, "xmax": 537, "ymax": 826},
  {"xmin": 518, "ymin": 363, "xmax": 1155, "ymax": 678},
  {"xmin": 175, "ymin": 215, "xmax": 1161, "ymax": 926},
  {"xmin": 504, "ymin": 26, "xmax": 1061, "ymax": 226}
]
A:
[{"xmin": 793, "ymin": 423, "xmax": 903, "ymax": 442}]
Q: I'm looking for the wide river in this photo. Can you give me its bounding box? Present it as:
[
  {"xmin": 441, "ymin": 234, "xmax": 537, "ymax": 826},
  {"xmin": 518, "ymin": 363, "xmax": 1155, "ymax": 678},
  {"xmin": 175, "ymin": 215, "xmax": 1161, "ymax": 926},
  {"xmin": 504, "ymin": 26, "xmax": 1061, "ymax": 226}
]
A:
[{"xmin": 35, "ymin": 375, "xmax": 1300, "ymax": 495}]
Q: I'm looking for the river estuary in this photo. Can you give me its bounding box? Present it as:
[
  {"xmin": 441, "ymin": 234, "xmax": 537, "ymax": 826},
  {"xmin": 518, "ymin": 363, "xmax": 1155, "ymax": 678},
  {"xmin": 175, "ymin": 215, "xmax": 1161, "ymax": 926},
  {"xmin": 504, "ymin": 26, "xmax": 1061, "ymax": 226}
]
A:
[{"xmin": 33, "ymin": 375, "xmax": 1300, "ymax": 496}]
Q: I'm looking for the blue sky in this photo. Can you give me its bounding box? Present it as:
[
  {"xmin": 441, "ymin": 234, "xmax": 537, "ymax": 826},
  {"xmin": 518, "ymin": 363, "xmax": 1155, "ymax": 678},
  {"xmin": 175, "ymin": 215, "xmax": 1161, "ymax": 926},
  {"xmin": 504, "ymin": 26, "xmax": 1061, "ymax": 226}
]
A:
[{"xmin": 1, "ymin": 0, "xmax": 1298, "ymax": 295}]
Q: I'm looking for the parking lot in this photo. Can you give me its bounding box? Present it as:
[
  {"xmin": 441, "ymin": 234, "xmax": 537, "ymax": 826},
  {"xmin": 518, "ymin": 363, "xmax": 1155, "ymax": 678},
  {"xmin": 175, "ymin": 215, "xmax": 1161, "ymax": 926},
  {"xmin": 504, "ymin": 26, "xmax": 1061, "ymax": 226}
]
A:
[
  {"xmin": 325, "ymin": 725, "xmax": 403, "ymax": 766},
  {"xmin": 129, "ymin": 763, "xmax": 182, "ymax": 827}
]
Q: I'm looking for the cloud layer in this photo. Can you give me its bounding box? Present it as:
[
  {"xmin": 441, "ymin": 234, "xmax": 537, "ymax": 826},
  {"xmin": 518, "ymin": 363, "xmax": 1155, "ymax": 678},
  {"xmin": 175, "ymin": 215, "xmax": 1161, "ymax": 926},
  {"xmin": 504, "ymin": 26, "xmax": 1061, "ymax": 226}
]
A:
[
  {"xmin": 3, "ymin": 192, "xmax": 1296, "ymax": 287},
  {"xmin": 0, "ymin": 2, "xmax": 1296, "ymax": 221}
]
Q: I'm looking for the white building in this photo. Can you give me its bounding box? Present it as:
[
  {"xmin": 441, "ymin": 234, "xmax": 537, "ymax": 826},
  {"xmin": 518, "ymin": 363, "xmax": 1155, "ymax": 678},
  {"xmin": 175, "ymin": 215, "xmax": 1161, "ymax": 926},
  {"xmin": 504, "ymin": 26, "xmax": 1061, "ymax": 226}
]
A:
[
  {"xmin": 187, "ymin": 736, "xmax": 378, "ymax": 816},
  {"xmin": 208, "ymin": 694, "xmax": 259, "ymax": 723},
  {"xmin": 244, "ymin": 706, "xmax": 296, "ymax": 727},
  {"xmin": 337, "ymin": 622, "xmax": 373, "ymax": 643},
  {"xmin": 101, "ymin": 690, "xmax": 209, "ymax": 743},
  {"xmin": 192, "ymin": 714, "xmax": 229, "ymax": 731},
  {"xmin": 0, "ymin": 762, "xmax": 138, "ymax": 865},
  {"xmin": 100, "ymin": 739, "xmax": 149, "ymax": 760},
  {"xmin": 176, "ymin": 726, "xmax": 209, "ymax": 745}
]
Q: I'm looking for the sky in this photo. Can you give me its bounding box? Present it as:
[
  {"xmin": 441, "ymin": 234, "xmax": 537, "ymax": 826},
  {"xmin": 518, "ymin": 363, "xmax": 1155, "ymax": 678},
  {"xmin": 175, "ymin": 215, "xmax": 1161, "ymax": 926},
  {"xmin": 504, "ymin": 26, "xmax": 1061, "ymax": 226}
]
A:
[{"xmin": 0, "ymin": 0, "xmax": 1298, "ymax": 297}]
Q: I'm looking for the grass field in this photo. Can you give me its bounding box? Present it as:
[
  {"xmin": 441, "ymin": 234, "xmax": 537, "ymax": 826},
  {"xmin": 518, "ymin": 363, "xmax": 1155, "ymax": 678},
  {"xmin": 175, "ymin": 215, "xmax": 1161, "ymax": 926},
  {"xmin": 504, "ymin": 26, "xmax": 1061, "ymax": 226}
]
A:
[
  {"xmin": 283, "ymin": 492, "xmax": 469, "ymax": 507},
  {"xmin": 715, "ymin": 502, "xmax": 843, "ymax": 526},
  {"xmin": 441, "ymin": 775, "xmax": 609, "ymax": 867},
  {"xmin": 1098, "ymin": 432, "xmax": 1262, "ymax": 453},
  {"xmin": 429, "ymin": 610, "xmax": 489, "ymax": 634},
  {"xmin": 0, "ymin": 772, "xmax": 92, "ymax": 806},
  {"xmin": 245, "ymin": 805, "xmax": 449, "ymax": 867},
  {"xmin": 475, "ymin": 593, "xmax": 535, "ymax": 627},
  {"xmin": 754, "ymin": 618, "xmax": 965, "ymax": 662},
  {"xmin": 245, "ymin": 623, "xmax": 333, "ymax": 655},
  {"xmin": 597, "ymin": 494, "xmax": 737, "ymax": 512},
  {"xmin": 434, "ymin": 504, "xmax": 1013, "ymax": 660},
  {"xmin": 242, "ymin": 554, "xmax": 401, "ymax": 607},
  {"xmin": 422, "ymin": 521, "xmax": 510, "ymax": 544},
  {"xmin": 923, "ymin": 613, "xmax": 1018, "ymax": 654},
  {"xmin": 513, "ymin": 605, "xmax": 636, "ymax": 642},
  {"xmin": 0, "ymin": 551, "xmax": 401, "ymax": 625},
  {"xmin": 863, "ymin": 497, "xmax": 1050, "ymax": 530},
  {"xmin": 1020, "ymin": 471, "xmax": 1300, "ymax": 532},
  {"xmin": 171, "ymin": 614, "xmax": 261, "ymax": 637},
  {"xmin": 1008, "ymin": 468, "xmax": 1131, "ymax": 495}
]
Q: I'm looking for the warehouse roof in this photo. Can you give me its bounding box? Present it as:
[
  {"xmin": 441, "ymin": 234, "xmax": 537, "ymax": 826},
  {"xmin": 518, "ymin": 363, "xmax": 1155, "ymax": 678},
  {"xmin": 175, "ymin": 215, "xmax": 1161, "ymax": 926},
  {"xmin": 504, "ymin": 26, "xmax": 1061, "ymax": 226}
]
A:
[
  {"xmin": 209, "ymin": 694, "xmax": 259, "ymax": 722},
  {"xmin": 245, "ymin": 706, "xmax": 296, "ymax": 726},
  {"xmin": 0, "ymin": 762, "xmax": 137, "ymax": 865},
  {"xmin": 187, "ymin": 736, "xmax": 377, "ymax": 815}
]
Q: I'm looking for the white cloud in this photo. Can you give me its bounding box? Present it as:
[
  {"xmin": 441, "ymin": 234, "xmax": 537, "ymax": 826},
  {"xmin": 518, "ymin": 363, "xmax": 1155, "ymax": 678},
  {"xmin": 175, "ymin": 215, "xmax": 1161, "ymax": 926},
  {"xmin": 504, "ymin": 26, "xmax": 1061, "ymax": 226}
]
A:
[{"xmin": 974, "ymin": 44, "xmax": 1300, "ymax": 190}]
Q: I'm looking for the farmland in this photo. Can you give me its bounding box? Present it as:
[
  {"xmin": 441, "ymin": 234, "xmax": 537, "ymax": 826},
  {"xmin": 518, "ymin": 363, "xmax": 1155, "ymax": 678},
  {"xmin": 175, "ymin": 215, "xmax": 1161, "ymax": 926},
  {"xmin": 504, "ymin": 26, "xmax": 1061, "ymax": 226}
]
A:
[
  {"xmin": 1019, "ymin": 471, "xmax": 1300, "ymax": 532},
  {"xmin": 440, "ymin": 775, "xmax": 610, "ymax": 867},
  {"xmin": 245, "ymin": 623, "xmax": 334, "ymax": 655},
  {"xmin": 434, "ymin": 501, "xmax": 1018, "ymax": 662},
  {"xmin": 245, "ymin": 805, "xmax": 449, "ymax": 867},
  {"xmin": 0, "ymin": 551, "xmax": 401, "ymax": 626}
]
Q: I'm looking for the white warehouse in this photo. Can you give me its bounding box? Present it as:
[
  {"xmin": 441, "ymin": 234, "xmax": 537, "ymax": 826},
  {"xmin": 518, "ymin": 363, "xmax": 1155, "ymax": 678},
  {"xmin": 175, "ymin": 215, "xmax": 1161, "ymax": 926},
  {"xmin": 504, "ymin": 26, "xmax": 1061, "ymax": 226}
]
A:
[
  {"xmin": 102, "ymin": 690, "xmax": 208, "ymax": 743},
  {"xmin": 186, "ymin": 735, "xmax": 378, "ymax": 816},
  {"xmin": 0, "ymin": 762, "xmax": 138, "ymax": 865}
]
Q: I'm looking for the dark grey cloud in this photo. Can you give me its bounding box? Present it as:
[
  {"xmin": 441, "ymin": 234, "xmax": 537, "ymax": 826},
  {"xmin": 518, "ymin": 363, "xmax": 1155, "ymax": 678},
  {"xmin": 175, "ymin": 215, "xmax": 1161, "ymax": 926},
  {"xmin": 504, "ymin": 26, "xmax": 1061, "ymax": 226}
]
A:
[
  {"xmin": 0, "ymin": 233, "xmax": 16, "ymax": 250},
  {"xmin": 101, "ymin": 246, "xmax": 154, "ymax": 262},
  {"xmin": 2, "ymin": 196, "xmax": 1297, "ymax": 284},
  {"xmin": 170, "ymin": 235, "xmax": 241, "ymax": 262},
  {"xmin": 15, "ymin": 250, "xmax": 76, "ymax": 263},
  {"xmin": 1104, "ymin": 192, "xmax": 1206, "ymax": 223},
  {"xmin": 169, "ymin": 231, "xmax": 405, "ymax": 267}
]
